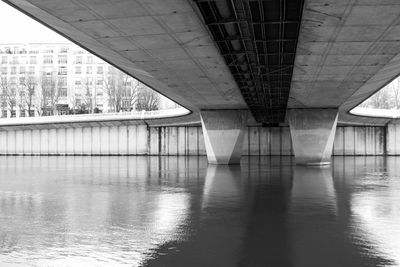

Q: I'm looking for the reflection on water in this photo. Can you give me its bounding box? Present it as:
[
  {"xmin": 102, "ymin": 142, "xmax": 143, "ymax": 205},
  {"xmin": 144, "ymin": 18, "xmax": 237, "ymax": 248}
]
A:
[{"xmin": 0, "ymin": 156, "xmax": 399, "ymax": 266}]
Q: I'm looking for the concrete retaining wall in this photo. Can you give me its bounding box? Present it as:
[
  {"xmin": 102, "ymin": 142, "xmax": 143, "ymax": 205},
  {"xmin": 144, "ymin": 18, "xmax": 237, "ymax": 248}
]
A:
[
  {"xmin": 0, "ymin": 125, "xmax": 394, "ymax": 156},
  {"xmin": 0, "ymin": 125, "xmax": 149, "ymax": 155}
]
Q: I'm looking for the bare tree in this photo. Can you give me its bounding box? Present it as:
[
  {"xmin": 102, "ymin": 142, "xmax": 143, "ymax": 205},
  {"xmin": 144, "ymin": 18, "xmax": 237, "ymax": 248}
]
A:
[
  {"xmin": 69, "ymin": 94, "xmax": 78, "ymax": 114},
  {"xmin": 0, "ymin": 77, "xmax": 17, "ymax": 117},
  {"xmin": 17, "ymin": 84, "xmax": 25, "ymax": 116},
  {"xmin": 39, "ymin": 72, "xmax": 59, "ymax": 116},
  {"xmin": 104, "ymin": 73, "xmax": 141, "ymax": 112},
  {"xmin": 82, "ymin": 78, "xmax": 94, "ymax": 113},
  {"xmin": 392, "ymin": 78, "xmax": 400, "ymax": 109},
  {"xmin": 104, "ymin": 75, "xmax": 118, "ymax": 112},
  {"xmin": 121, "ymin": 75, "xmax": 140, "ymax": 111},
  {"xmin": 362, "ymin": 89, "xmax": 390, "ymax": 109},
  {"xmin": 136, "ymin": 87, "xmax": 160, "ymax": 111},
  {"xmin": 24, "ymin": 76, "xmax": 37, "ymax": 116}
]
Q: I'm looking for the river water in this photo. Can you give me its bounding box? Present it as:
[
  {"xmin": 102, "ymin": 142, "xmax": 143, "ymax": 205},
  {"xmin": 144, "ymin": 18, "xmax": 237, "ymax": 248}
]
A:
[{"xmin": 0, "ymin": 156, "xmax": 399, "ymax": 266}]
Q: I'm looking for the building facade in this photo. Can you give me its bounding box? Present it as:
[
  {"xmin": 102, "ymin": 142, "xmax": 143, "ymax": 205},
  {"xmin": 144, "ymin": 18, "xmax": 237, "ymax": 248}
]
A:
[{"xmin": 0, "ymin": 43, "xmax": 176, "ymax": 118}]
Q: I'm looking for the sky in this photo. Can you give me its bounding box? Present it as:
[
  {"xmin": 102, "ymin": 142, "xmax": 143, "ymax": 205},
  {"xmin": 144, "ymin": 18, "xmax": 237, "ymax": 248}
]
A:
[{"xmin": 0, "ymin": 1, "xmax": 70, "ymax": 43}]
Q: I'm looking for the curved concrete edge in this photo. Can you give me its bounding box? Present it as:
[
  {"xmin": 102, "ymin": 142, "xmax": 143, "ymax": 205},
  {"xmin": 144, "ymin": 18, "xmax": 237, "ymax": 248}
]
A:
[
  {"xmin": 146, "ymin": 112, "xmax": 201, "ymax": 127},
  {"xmin": 0, "ymin": 108, "xmax": 190, "ymax": 126},
  {"xmin": 349, "ymin": 107, "xmax": 400, "ymax": 119},
  {"xmin": 0, "ymin": 109, "xmax": 198, "ymax": 130},
  {"xmin": 338, "ymin": 52, "xmax": 400, "ymax": 126},
  {"xmin": 337, "ymin": 107, "xmax": 392, "ymax": 126}
]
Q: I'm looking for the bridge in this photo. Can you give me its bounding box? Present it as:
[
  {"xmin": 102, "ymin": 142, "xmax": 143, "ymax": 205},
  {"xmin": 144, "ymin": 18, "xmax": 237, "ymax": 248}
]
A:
[{"xmin": 3, "ymin": 0, "xmax": 400, "ymax": 164}]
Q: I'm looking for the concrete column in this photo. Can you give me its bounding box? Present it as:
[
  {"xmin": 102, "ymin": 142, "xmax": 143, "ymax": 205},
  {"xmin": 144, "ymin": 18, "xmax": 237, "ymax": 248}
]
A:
[
  {"xmin": 200, "ymin": 109, "xmax": 248, "ymax": 164},
  {"xmin": 288, "ymin": 108, "xmax": 338, "ymax": 165}
]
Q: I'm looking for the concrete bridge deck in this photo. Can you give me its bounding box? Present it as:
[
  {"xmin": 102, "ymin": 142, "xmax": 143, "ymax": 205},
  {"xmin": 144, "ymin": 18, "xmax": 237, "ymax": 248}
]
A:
[{"xmin": 3, "ymin": 0, "xmax": 400, "ymax": 164}]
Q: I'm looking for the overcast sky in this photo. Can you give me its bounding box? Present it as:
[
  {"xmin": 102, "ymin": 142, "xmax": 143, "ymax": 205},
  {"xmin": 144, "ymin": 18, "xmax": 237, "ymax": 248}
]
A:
[{"xmin": 0, "ymin": 1, "xmax": 70, "ymax": 43}]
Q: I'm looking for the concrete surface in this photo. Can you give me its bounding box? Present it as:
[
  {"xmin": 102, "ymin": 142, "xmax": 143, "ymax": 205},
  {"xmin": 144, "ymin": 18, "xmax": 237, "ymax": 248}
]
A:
[
  {"xmin": 288, "ymin": 109, "xmax": 338, "ymax": 165},
  {"xmin": 289, "ymin": 0, "xmax": 400, "ymax": 124},
  {"xmin": 0, "ymin": 123, "xmax": 390, "ymax": 156},
  {"xmin": 200, "ymin": 110, "xmax": 248, "ymax": 164},
  {"xmin": 4, "ymin": 0, "xmax": 400, "ymax": 128},
  {"xmin": 3, "ymin": 0, "xmax": 246, "ymax": 113},
  {"xmin": 339, "ymin": 52, "xmax": 400, "ymax": 125},
  {"xmin": 4, "ymin": 0, "xmax": 400, "ymax": 168}
]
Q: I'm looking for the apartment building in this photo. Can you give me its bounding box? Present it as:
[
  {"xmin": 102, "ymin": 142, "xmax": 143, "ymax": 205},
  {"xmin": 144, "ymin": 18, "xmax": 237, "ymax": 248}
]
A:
[{"xmin": 0, "ymin": 43, "xmax": 175, "ymax": 117}]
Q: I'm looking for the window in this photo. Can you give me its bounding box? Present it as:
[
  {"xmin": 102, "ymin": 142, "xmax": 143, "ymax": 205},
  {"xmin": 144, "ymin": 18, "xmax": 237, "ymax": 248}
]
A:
[
  {"xmin": 75, "ymin": 80, "xmax": 81, "ymax": 90},
  {"xmin": 29, "ymin": 56, "xmax": 37, "ymax": 64},
  {"xmin": 60, "ymin": 46, "xmax": 68, "ymax": 53},
  {"xmin": 29, "ymin": 66, "xmax": 35, "ymax": 75},
  {"xmin": 58, "ymin": 55, "xmax": 67, "ymax": 64},
  {"xmin": 122, "ymin": 99, "xmax": 130, "ymax": 108},
  {"xmin": 97, "ymin": 66, "xmax": 103, "ymax": 74},
  {"xmin": 10, "ymin": 77, "xmax": 16, "ymax": 86},
  {"xmin": 1, "ymin": 56, "xmax": 6, "ymax": 64},
  {"xmin": 11, "ymin": 67, "xmax": 16, "ymax": 74},
  {"xmin": 96, "ymin": 79, "xmax": 103, "ymax": 86},
  {"xmin": 86, "ymin": 66, "xmax": 92, "ymax": 74},
  {"xmin": 60, "ymin": 87, "xmax": 67, "ymax": 97},
  {"xmin": 43, "ymin": 47, "xmax": 54, "ymax": 53},
  {"xmin": 19, "ymin": 77, "xmax": 25, "ymax": 85},
  {"xmin": 87, "ymin": 56, "xmax": 93, "ymax": 64},
  {"xmin": 58, "ymin": 66, "xmax": 67, "ymax": 75},
  {"xmin": 29, "ymin": 48, "xmax": 39, "ymax": 54},
  {"xmin": 19, "ymin": 66, "xmax": 25, "ymax": 75},
  {"xmin": 12, "ymin": 56, "xmax": 18, "ymax": 64},
  {"xmin": 1, "ymin": 67, "xmax": 7, "ymax": 75},
  {"xmin": 58, "ymin": 77, "xmax": 67, "ymax": 87},
  {"xmin": 27, "ymin": 76, "xmax": 35, "ymax": 89},
  {"xmin": 75, "ymin": 56, "xmax": 82, "ymax": 64},
  {"xmin": 42, "ymin": 77, "xmax": 53, "ymax": 87},
  {"xmin": 75, "ymin": 66, "xmax": 81, "ymax": 74},
  {"xmin": 43, "ymin": 56, "xmax": 53, "ymax": 64}
]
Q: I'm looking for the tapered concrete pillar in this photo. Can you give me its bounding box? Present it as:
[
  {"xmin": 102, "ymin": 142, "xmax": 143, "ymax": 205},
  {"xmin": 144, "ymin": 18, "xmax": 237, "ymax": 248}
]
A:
[
  {"xmin": 288, "ymin": 108, "xmax": 338, "ymax": 165},
  {"xmin": 201, "ymin": 110, "xmax": 248, "ymax": 164}
]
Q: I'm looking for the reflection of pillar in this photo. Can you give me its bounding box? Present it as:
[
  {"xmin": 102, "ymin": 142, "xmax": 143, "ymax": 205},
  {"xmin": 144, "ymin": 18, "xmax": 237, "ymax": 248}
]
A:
[
  {"xmin": 201, "ymin": 109, "xmax": 248, "ymax": 165},
  {"xmin": 291, "ymin": 166, "xmax": 337, "ymax": 211},
  {"xmin": 289, "ymin": 166, "xmax": 342, "ymax": 266},
  {"xmin": 144, "ymin": 165, "xmax": 245, "ymax": 266},
  {"xmin": 288, "ymin": 108, "xmax": 338, "ymax": 165},
  {"xmin": 202, "ymin": 165, "xmax": 242, "ymax": 208}
]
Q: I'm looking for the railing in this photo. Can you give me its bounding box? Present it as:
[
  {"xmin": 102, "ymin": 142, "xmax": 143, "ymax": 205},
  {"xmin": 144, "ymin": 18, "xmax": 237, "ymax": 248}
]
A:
[{"xmin": 0, "ymin": 108, "xmax": 190, "ymax": 126}]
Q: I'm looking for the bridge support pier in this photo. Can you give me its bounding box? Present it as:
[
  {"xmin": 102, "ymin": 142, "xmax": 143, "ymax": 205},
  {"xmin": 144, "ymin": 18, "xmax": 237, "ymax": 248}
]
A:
[
  {"xmin": 288, "ymin": 108, "xmax": 338, "ymax": 165},
  {"xmin": 201, "ymin": 110, "xmax": 248, "ymax": 164}
]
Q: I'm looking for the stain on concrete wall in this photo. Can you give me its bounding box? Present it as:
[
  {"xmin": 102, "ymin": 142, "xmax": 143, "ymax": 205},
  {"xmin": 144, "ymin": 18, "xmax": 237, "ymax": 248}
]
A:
[{"xmin": 0, "ymin": 125, "xmax": 390, "ymax": 156}]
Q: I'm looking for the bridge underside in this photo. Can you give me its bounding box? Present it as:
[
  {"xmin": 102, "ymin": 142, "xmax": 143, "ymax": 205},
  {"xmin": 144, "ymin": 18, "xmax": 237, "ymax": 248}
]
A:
[
  {"xmin": 194, "ymin": 0, "xmax": 304, "ymax": 124},
  {"xmin": 4, "ymin": 0, "xmax": 400, "ymax": 164}
]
